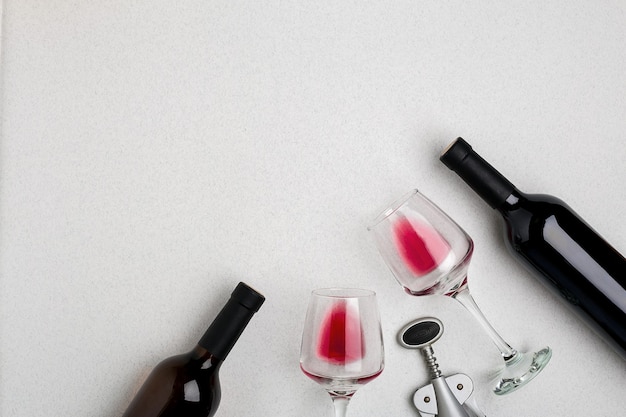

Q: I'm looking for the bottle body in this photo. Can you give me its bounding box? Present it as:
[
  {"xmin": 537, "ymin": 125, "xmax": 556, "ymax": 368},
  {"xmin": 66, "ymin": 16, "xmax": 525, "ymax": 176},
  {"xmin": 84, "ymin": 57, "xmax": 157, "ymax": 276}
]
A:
[
  {"xmin": 121, "ymin": 282, "xmax": 265, "ymax": 417},
  {"xmin": 498, "ymin": 191, "xmax": 626, "ymax": 357},
  {"xmin": 122, "ymin": 348, "xmax": 221, "ymax": 417},
  {"xmin": 440, "ymin": 137, "xmax": 626, "ymax": 359}
]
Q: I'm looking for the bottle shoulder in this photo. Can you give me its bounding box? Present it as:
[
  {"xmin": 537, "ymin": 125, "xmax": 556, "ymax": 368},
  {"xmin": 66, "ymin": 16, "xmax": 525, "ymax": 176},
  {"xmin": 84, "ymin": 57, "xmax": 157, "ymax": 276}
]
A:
[
  {"xmin": 521, "ymin": 192, "xmax": 568, "ymax": 206},
  {"xmin": 499, "ymin": 192, "xmax": 619, "ymax": 260},
  {"xmin": 122, "ymin": 351, "xmax": 221, "ymax": 417},
  {"xmin": 151, "ymin": 349, "xmax": 221, "ymax": 376},
  {"xmin": 498, "ymin": 192, "xmax": 584, "ymax": 247},
  {"xmin": 154, "ymin": 352, "xmax": 193, "ymax": 369},
  {"xmin": 499, "ymin": 192, "xmax": 572, "ymax": 221}
]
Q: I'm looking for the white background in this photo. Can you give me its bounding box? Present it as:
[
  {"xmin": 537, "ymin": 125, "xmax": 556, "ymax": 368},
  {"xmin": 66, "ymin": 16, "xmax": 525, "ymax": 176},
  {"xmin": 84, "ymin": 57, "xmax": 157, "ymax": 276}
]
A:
[{"xmin": 1, "ymin": 1, "xmax": 625, "ymax": 416}]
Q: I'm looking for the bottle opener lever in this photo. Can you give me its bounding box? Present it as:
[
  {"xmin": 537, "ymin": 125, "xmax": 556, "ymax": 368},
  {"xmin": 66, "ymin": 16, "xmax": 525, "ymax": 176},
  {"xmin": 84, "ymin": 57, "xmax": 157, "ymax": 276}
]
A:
[{"xmin": 398, "ymin": 317, "xmax": 486, "ymax": 417}]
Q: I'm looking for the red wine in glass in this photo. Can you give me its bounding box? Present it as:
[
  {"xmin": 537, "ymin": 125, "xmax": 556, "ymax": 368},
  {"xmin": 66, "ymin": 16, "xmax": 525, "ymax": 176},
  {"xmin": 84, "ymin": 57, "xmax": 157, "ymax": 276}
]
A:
[
  {"xmin": 300, "ymin": 288, "xmax": 384, "ymax": 417},
  {"xmin": 316, "ymin": 301, "xmax": 365, "ymax": 365},
  {"xmin": 393, "ymin": 216, "xmax": 452, "ymax": 277},
  {"xmin": 300, "ymin": 367, "xmax": 384, "ymax": 395}
]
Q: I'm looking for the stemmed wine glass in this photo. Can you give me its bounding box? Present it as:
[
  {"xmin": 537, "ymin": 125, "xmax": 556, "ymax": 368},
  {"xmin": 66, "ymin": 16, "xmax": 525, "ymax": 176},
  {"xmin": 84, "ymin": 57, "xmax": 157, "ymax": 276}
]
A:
[
  {"xmin": 300, "ymin": 288, "xmax": 384, "ymax": 417},
  {"xmin": 368, "ymin": 189, "xmax": 551, "ymax": 395}
]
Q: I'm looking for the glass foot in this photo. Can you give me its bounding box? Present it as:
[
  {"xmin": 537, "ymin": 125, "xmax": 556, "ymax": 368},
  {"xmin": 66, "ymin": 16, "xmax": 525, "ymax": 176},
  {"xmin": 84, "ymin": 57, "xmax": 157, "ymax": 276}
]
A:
[{"xmin": 493, "ymin": 347, "xmax": 552, "ymax": 395}]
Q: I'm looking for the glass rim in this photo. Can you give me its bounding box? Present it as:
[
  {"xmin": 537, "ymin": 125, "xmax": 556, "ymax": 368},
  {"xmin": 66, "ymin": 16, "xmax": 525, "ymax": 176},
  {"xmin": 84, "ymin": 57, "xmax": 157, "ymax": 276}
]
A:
[
  {"xmin": 311, "ymin": 288, "xmax": 376, "ymax": 298},
  {"xmin": 367, "ymin": 189, "xmax": 420, "ymax": 230}
]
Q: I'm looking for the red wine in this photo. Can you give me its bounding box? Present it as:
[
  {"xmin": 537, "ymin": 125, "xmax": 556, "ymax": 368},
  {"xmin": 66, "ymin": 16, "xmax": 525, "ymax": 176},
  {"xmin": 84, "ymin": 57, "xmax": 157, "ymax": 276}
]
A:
[
  {"xmin": 300, "ymin": 366, "xmax": 383, "ymax": 394},
  {"xmin": 121, "ymin": 282, "xmax": 265, "ymax": 417},
  {"xmin": 316, "ymin": 302, "xmax": 364, "ymax": 364},
  {"xmin": 393, "ymin": 217, "xmax": 451, "ymax": 276},
  {"xmin": 440, "ymin": 138, "xmax": 626, "ymax": 359}
]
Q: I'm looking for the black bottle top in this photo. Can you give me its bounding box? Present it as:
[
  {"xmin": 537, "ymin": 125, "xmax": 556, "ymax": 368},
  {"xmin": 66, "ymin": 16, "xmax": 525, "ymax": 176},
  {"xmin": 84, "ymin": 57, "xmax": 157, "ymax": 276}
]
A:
[
  {"xmin": 198, "ymin": 282, "xmax": 265, "ymax": 361},
  {"xmin": 440, "ymin": 137, "xmax": 516, "ymax": 208}
]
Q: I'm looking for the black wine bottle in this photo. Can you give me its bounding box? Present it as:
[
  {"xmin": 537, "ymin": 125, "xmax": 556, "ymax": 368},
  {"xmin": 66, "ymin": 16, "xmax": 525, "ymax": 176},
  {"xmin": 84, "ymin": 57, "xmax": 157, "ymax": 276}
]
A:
[
  {"xmin": 121, "ymin": 282, "xmax": 265, "ymax": 417},
  {"xmin": 440, "ymin": 137, "xmax": 626, "ymax": 360}
]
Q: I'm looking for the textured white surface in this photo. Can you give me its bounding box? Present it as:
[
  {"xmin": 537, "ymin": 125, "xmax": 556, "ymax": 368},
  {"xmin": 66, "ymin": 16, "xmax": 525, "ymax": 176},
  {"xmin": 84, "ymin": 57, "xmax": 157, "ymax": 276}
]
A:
[{"xmin": 1, "ymin": 1, "xmax": 625, "ymax": 416}]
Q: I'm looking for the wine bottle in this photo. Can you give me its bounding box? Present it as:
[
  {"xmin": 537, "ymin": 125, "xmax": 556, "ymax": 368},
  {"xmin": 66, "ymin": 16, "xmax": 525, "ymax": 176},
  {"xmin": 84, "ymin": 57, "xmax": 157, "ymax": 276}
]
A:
[
  {"xmin": 440, "ymin": 137, "xmax": 626, "ymax": 360},
  {"xmin": 121, "ymin": 282, "xmax": 265, "ymax": 417}
]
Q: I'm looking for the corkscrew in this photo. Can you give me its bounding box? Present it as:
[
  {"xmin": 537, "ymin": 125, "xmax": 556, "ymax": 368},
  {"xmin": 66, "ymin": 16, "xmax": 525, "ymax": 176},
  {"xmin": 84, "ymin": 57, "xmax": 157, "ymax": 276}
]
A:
[{"xmin": 398, "ymin": 317, "xmax": 486, "ymax": 417}]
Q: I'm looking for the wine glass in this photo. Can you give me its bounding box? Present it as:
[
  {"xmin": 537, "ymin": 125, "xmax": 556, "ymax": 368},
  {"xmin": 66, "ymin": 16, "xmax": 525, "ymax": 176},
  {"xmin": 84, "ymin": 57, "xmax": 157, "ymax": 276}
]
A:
[
  {"xmin": 368, "ymin": 189, "xmax": 551, "ymax": 395},
  {"xmin": 300, "ymin": 288, "xmax": 384, "ymax": 417}
]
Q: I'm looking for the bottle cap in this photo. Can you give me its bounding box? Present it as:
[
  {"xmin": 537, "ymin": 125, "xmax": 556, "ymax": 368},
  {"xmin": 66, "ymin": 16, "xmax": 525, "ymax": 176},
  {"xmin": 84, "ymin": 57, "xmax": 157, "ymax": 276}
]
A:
[
  {"xmin": 440, "ymin": 137, "xmax": 515, "ymax": 209},
  {"xmin": 231, "ymin": 282, "xmax": 265, "ymax": 312},
  {"xmin": 440, "ymin": 137, "xmax": 473, "ymax": 167}
]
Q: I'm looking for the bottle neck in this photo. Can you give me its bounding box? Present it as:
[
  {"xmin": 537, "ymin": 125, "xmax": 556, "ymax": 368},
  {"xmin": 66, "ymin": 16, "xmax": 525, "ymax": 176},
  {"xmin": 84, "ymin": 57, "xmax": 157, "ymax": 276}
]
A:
[
  {"xmin": 498, "ymin": 188, "xmax": 527, "ymax": 209},
  {"xmin": 197, "ymin": 298, "xmax": 257, "ymax": 361},
  {"xmin": 440, "ymin": 138, "xmax": 517, "ymax": 209}
]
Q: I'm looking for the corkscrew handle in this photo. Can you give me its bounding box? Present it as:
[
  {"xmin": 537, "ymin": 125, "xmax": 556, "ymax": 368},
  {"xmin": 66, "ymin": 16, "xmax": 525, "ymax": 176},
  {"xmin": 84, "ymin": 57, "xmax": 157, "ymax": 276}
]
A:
[
  {"xmin": 398, "ymin": 317, "xmax": 486, "ymax": 417},
  {"xmin": 398, "ymin": 317, "xmax": 443, "ymax": 349}
]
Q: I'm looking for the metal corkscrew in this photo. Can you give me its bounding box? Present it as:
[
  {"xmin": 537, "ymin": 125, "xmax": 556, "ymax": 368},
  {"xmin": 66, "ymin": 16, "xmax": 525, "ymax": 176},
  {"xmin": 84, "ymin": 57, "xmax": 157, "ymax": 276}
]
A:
[{"xmin": 398, "ymin": 317, "xmax": 486, "ymax": 417}]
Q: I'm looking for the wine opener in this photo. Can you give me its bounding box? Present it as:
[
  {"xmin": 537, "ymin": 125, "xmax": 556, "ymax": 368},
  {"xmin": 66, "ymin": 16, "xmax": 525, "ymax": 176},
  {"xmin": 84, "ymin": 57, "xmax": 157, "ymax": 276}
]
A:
[{"xmin": 398, "ymin": 317, "xmax": 486, "ymax": 417}]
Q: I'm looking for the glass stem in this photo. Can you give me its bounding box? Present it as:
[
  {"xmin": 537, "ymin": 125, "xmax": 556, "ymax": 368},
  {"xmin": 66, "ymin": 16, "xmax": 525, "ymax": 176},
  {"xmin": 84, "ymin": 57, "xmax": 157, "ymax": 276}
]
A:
[
  {"xmin": 452, "ymin": 286, "xmax": 517, "ymax": 360},
  {"xmin": 330, "ymin": 396, "xmax": 350, "ymax": 417}
]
